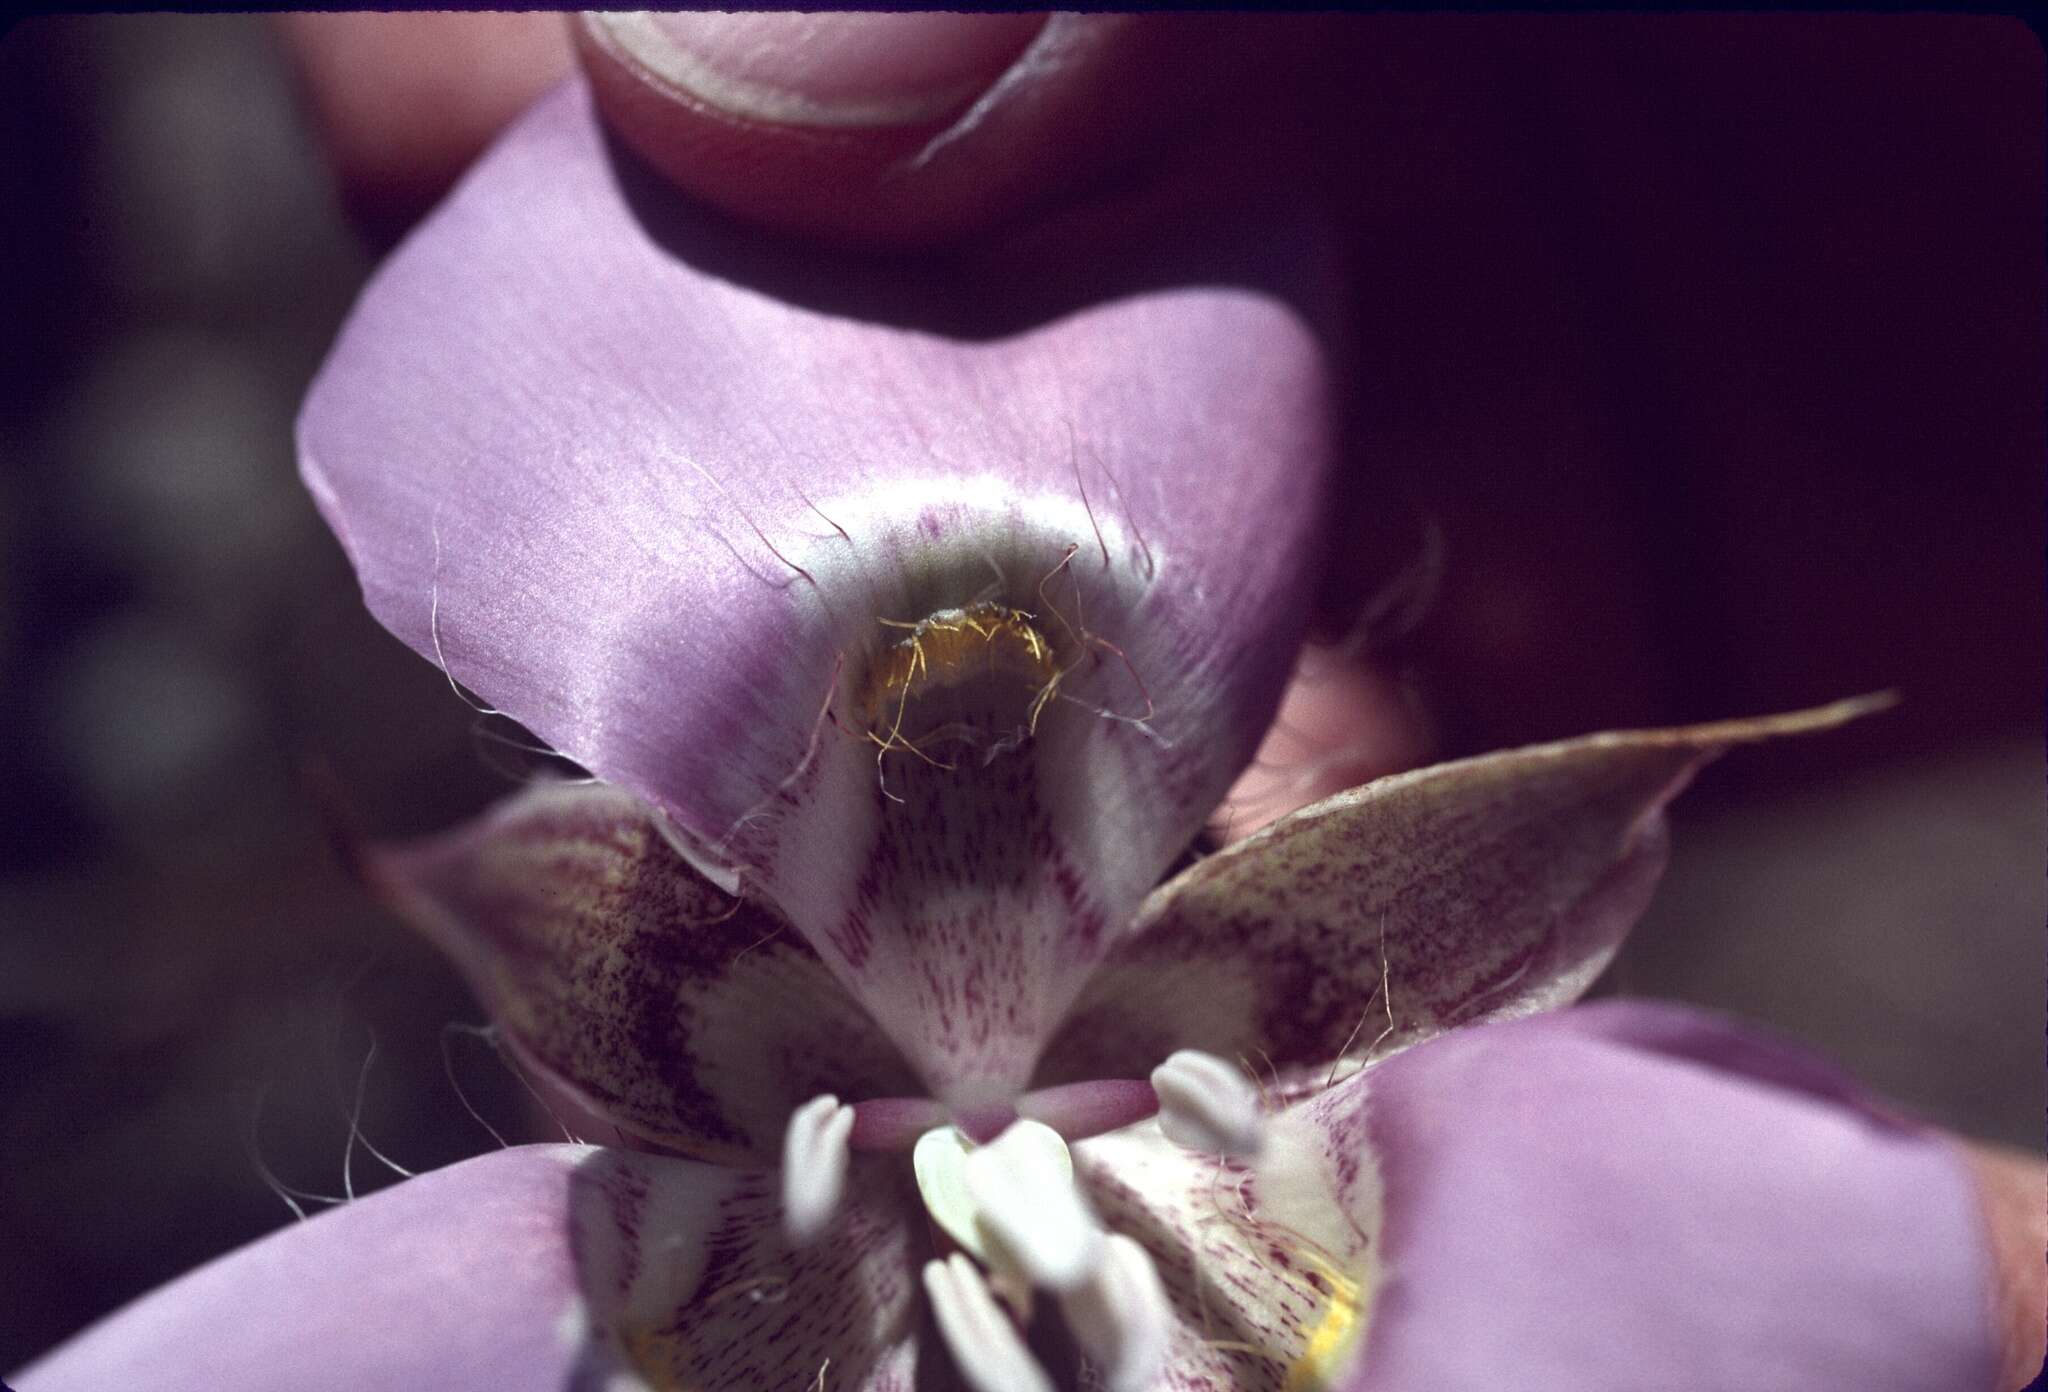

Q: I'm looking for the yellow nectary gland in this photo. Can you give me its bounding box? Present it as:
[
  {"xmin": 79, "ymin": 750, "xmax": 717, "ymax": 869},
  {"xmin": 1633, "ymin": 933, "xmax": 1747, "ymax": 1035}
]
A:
[{"xmin": 859, "ymin": 601, "xmax": 1064, "ymax": 764}]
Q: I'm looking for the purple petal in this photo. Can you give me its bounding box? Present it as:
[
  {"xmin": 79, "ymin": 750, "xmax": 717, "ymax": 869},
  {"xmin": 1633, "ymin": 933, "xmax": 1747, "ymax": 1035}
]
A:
[
  {"xmin": 15, "ymin": 1145, "xmax": 677, "ymax": 1391},
  {"xmin": 299, "ymin": 80, "xmax": 1335, "ymax": 1104},
  {"xmin": 1337, "ymin": 1002, "xmax": 1998, "ymax": 1391},
  {"xmin": 374, "ymin": 780, "xmax": 918, "ymax": 1162},
  {"xmin": 1040, "ymin": 699, "xmax": 1885, "ymax": 1086},
  {"xmin": 17, "ymin": 1145, "xmax": 925, "ymax": 1392}
]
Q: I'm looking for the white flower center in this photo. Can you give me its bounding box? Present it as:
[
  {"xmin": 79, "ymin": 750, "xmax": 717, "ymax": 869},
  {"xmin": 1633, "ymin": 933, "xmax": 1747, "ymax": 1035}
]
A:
[
  {"xmin": 913, "ymin": 1118, "xmax": 1169, "ymax": 1392},
  {"xmin": 776, "ymin": 1053, "xmax": 1266, "ymax": 1390},
  {"xmin": 918, "ymin": 1118, "xmax": 1098, "ymax": 1286}
]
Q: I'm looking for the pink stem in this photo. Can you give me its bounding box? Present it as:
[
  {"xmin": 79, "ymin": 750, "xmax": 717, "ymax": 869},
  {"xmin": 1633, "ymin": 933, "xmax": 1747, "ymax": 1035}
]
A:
[{"xmin": 847, "ymin": 1096, "xmax": 950, "ymax": 1151}]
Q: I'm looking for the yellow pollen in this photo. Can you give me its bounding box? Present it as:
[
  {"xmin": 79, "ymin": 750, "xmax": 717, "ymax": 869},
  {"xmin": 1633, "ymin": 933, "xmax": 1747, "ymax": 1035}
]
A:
[
  {"xmin": 860, "ymin": 602, "xmax": 1063, "ymax": 759},
  {"xmin": 1283, "ymin": 1252, "xmax": 1365, "ymax": 1392},
  {"xmin": 620, "ymin": 1325, "xmax": 696, "ymax": 1391}
]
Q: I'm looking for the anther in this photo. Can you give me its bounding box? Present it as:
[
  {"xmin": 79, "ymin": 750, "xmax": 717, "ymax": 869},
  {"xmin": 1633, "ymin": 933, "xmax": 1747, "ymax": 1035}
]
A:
[
  {"xmin": 923, "ymin": 1254, "xmax": 1056, "ymax": 1392},
  {"xmin": 963, "ymin": 1119, "xmax": 1104, "ymax": 1292},
  {"xmin": 780, "ymin": 1094, "xmax": 854, "ymax": 1245},
  {"xmin": 1149, "ymin": 1049, "xmax": 1265, "ymax": 1157},
  {"xmin": 1059, "ymin": 1234, "xmax": 1170, "ymax": 1392}
]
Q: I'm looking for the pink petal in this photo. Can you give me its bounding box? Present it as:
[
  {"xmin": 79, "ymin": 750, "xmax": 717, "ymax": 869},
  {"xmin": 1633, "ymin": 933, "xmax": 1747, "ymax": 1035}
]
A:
[
  {"xmin": 1066, "ymin": 1001, "xmax": 1997, "ymax": 1391},
  {"xmin": 1041, "ymin": 699, "xmax": 1886, "ymax": 1087},
  {"xmin": 1337, "ymin": 1001, "xmax": 1999, "ymax": 1390},
  {"xmin": 374, "ymin": 780, "xmax": 917, "ymax": 1162},
  {"xmin": 299, "ymin": 79, "xmax": 1335, "ymax": 1103},
  {"xmin": 16, "ymin": 1145, "xmax": 922, "ymax": 1392}
]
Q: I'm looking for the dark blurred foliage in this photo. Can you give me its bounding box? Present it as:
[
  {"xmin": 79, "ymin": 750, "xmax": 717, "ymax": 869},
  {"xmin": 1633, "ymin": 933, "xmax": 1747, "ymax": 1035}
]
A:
[
  {"xmin": 0, "ymin": 12, "xmax": 2039, "ymax": 1374},
  {"xmin": 0, "ymin": 17, "xmax": 551, "ymax": 1367},
  {"xmin": 1293, "ymin": 15, "xmax": 2044, "ymax": 1159}
]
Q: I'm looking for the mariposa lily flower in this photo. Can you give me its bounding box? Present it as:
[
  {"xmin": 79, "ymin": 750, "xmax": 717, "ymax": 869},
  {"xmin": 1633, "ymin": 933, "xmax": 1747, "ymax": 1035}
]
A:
[{"xmin": 18, "ymin": 80, "xmax": 2002, "ymax": 1392}]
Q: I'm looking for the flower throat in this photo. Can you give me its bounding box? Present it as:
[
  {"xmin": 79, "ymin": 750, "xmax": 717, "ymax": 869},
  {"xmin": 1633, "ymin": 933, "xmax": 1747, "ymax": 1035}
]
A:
[{"xmin": 857, "ymin": 600, "xmax": 1067, "ymax": 774}]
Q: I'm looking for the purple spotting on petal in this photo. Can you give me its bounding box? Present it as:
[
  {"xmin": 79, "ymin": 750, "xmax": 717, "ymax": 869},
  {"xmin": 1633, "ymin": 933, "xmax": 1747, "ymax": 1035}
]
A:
[
  {"xmin": 1072, "ymin": 1120, "xmax": 1375, "ymax": 1390},
  {"xmin": 1334, "ymin": 1002, "xmax": 2000, "ymax": 1392},
  {"xmin": 299, "ymin": 78, "xmax": 1338, "ymax": 1106},
  {"xmin": 1040, "ymin": 698, "xmax": 1887, "ymax": 1092},
  {"xmin": 372, "ymin": 779, "xmax": 921, "ymax": 1164},
  {"xmin": 597, "ymin": 1157, "xmax": 925, "ymax": 1391}
]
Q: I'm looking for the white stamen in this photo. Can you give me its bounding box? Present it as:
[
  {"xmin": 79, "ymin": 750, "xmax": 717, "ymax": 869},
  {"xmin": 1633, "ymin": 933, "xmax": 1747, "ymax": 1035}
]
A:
[
  {"xmin": 1059, "ymin": 1234, "xmax": 1170, "ymax": 1392},
  {"xmin": 963, "ymin": 1119, "xmax": 1104, "ymax": 1292},
  {"xmin": 922, "ymin": 1254, "xmax": 1056, "ymax": 1392},
  {"xmin": 780, "ymin": 1094, "xmax": 854, "ymax": 1245},
  {"xmin": 1150, "ymin": 1049, "xmax": 1266, "ymax": 1157}
]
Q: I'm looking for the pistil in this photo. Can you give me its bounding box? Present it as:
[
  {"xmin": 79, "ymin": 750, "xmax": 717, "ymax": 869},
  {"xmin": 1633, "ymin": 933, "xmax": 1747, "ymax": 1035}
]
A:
[{"xmin": 1015, "ymin": 1078, "xmax": 1161, "ymax": 1140}]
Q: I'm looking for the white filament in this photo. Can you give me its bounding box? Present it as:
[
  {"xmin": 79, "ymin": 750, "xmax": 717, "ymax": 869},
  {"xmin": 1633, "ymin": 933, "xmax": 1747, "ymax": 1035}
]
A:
[
  {"xmin": 781, "ymin": 1094, "xmax": 854, "ymax": 1245},
  {"xmin": 923, "ymin": 1254, "xmax": 1056, "ymax": 1392},
  {"xmin": 1059, "ymin": 1233, "xmax": 1170, "ymax": 1392},
  {"xmin": 1150, "ymin": 1049, "xmax": 1265, "ymax": 1157}
]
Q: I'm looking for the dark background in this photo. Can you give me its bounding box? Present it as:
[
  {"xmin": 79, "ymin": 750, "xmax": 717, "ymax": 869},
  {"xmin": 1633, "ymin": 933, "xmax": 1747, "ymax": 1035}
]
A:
[{"xmin": 1, "ymin": 14, "xmax": 2040, "ymax": 1372}]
